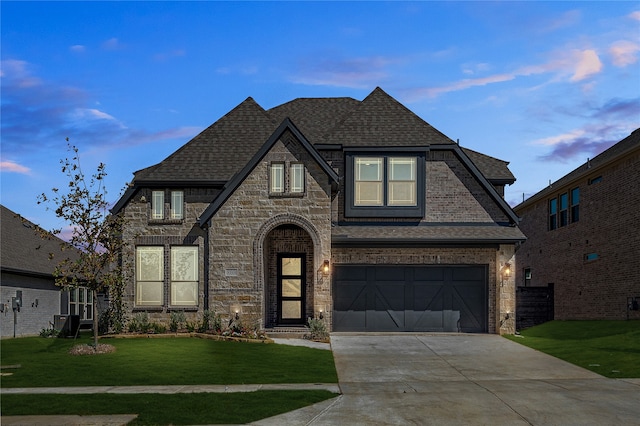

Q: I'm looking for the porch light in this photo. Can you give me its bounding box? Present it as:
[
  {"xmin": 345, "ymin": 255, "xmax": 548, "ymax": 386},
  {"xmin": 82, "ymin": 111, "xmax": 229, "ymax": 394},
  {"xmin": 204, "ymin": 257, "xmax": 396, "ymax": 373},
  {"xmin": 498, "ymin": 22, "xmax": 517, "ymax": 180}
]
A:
[
  {"xmin": 235, "ymin": 310, "xmax": 240, "ymax": 320},
  {"xmin": 502, "ymin": 263, "xmax": 511, "ymax": 278},
  {"xmin": 319, "ymin": 308, "xmax": 324, "ymax": 319},
  {"xmin": 322, "ymin": 260, "xmax": 330, "ymax": 276}
]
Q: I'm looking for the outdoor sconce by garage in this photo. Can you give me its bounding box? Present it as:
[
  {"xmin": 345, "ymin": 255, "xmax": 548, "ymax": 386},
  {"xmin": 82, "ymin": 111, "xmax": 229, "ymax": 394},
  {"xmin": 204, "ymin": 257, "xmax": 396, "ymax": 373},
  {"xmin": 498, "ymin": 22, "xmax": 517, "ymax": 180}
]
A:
[
  {"xmin": 321, "ymin": 260, "xmax": 330, "ymax": 276},
  {"xmin": 503, "ymin": 263, "xmax": 511, "ymax": 278},
  {"xmin": 318, "ymin": 308, "xmax": 324, "ymax": 319}
]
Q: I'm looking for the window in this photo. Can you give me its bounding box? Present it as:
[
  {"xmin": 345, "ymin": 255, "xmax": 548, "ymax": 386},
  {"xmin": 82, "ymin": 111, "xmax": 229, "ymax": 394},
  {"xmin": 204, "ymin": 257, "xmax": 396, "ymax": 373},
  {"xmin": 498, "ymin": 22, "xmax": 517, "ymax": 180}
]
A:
[
  {"xmin": 69, "ymin": 287, "xmax": 93, "ymax": 320},
  {"xmin": 290, "ymin": 163, "xmax": 305, "ymax": 193},
  {"xmin": 559, "ymin": 193, "xmax": 568, "ymax": 227},
  {"xmin": 355, "ymin": 157, "xmax": 383, "ymax": 206},
  {"xmin": 136, "ymin": 246, "xmax": 164, "ymax": 306},
  {"xmin": 270, "ymin": 163, "xmax": 284, "ymax": 193},
  {"xmin": 388, "ymin": 157, "xmax": 417, "ymax": 206},
  {"xmin": 170, "ymin": 246, "xmax": 198, "ymax": 306},
  {"xmin": 585, "ymin": 253, "xmax": 599, "ymax": 261},
  {"xmin": 152, "ymin": 191, "xmax": 164, "ymax": 219},
  {"xmin": 346, "ymin": 153, "xmax": 425, "ymax": 218},
  {"xmin": 589, "ymin": 176, "xmax": 602, "ymax": 185},
  {"xmin": 549, "ymin": 198, "xmax": 557, "ymax": 230},
  {"xmin": 571, "ymin": 187, "xmax": 580, "ymax": 223},
  {"xmin": 170, "ymin": 191, "xmax": 184, "ymax": 219},
  {"xmin": 524, "ymin": 268, "xmax": 532, "ymax": 287}
]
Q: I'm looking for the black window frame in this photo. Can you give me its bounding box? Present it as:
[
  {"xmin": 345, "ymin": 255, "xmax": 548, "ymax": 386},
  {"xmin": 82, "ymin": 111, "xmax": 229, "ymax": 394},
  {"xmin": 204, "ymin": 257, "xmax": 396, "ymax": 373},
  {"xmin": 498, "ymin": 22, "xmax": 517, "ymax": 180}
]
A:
[
  {"xmin": 570, "ymin": 187, "xmax": 580, "ymax": 223},
  {"xmin": 559, "ymin": 192, "xmax": 568, "ymax": 227},
  {"xmin": 345, "ymin": 151, "xmax": 426, "ymax": 218},
  {"xmin": 549, "ymin": 198, "xmax": 557, "ymax": 230}
]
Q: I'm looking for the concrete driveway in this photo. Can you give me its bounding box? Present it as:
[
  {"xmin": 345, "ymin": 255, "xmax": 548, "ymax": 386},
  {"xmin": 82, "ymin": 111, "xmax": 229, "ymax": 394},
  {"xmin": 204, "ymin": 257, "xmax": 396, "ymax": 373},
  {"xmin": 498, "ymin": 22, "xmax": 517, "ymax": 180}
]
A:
[{"xmin": 257, "ymin": 333, "xmax": 640, "ymax": 425}]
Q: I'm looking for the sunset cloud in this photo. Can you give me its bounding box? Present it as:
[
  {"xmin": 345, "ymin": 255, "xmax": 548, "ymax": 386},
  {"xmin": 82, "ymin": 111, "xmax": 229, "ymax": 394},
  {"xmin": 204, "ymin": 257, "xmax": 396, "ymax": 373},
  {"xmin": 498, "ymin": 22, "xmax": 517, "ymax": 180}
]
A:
[
  {"xmin": 569, "ymin": 49, "xmax": 602, "ymax": 82},
  {"xmin": 290, "ymin": 55, "xmax": 394, "ymax": 89},
  {"xmin": 0, "ymin": 160, "xmax": 31, "ymax": 174},
  {"xmin": 609, "ymin": 40, "xmax": 640, "ymax": 67}
]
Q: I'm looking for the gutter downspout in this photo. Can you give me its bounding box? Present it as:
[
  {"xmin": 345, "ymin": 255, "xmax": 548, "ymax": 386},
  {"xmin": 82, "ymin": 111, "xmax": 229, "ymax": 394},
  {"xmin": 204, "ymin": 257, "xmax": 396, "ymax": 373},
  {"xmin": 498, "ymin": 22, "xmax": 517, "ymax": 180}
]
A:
[{"xmin": 202, "ymin": 220, "xmax": 210, "ymax": 312}]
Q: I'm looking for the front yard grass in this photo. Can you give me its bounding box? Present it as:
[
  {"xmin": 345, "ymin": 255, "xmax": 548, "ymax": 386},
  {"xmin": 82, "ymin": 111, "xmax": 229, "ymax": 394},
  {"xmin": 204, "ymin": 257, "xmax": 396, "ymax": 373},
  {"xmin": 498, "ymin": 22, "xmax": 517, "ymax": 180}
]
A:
[
  {"xmin": 505, "ymin": 320, "xmax": 640, "ymax": 378},
  {"xmin": 1, "ymin": 334, "xmax": 338, "ymax": 424},
  {"xmin": 1, "ymin": 334, "xmax": 338, "ymax": 387},
  {"xmin": 1, "ymin": 391, "xmax": 336, "ymax": 425}
]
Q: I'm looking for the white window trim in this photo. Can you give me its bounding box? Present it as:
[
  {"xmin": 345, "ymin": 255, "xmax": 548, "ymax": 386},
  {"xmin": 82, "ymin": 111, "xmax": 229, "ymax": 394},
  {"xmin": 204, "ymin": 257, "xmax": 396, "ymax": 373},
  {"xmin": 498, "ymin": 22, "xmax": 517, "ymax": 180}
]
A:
[
  {"xmin": 170, "ymin": 190, "xmax": 184, "ymax": 220},
  {"xmin": 152, "ymin": 191, "xmax": 164, "ymax": 219},
  {"xmin": 270, "ymin": 163, "xmax": 285, "ymax": 193},
  {"xmin": 290, "ymin": 163, "xmax": 305, "ymax": 193}
]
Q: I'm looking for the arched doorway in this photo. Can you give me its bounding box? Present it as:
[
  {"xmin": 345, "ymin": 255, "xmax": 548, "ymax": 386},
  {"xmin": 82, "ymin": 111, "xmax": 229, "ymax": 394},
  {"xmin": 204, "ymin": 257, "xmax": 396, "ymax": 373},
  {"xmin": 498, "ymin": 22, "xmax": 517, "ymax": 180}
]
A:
[{"xmin": 264, "ymin": 224, "xmax": 315, "ymax": 328}]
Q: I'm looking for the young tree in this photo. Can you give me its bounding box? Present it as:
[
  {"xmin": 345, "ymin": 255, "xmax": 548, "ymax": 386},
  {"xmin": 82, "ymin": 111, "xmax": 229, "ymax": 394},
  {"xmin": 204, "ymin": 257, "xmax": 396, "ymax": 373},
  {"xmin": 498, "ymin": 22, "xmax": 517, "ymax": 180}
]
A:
[{"xmin": 38, "ymin": 142, "xmax": 127, "ymax": 349}]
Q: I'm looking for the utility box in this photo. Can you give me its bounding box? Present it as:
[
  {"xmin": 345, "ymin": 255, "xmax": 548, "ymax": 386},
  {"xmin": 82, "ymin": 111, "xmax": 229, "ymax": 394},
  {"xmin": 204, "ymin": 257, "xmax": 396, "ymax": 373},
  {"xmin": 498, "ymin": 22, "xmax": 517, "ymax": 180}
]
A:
[{"xmin": 54, "ymin": 315, "xmax": 80, "ymax": 336}]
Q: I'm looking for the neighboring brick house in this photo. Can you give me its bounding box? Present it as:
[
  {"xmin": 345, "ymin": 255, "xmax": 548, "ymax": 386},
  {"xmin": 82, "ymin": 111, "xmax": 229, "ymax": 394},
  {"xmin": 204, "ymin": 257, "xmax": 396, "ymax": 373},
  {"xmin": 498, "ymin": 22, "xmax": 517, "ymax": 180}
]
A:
[
  {"xmin": 112, "ymin": 87, "xmax": 525, "ymax": 334},
  {"xmin": 1, "ymin": 205, "xmax": 87, "ymax": 337},
  {"xmin": 514, "ymin": 129, "xmax": 640, "ymax": 321}
]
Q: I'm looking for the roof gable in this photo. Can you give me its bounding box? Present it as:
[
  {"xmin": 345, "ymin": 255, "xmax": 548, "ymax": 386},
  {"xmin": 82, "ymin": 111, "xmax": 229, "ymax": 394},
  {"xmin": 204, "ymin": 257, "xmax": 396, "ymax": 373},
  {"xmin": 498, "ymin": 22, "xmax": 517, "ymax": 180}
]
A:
[
  {"xmin": 462, "ymin": 148, "xmax": 515, "ymax": 183},
  {"xmin": 197, "ymin": 119, "xmax": 338, "ymax": 226},
  {"xmin": 325, "ymin": 87, "xmax": 454, "ymax": 147}
]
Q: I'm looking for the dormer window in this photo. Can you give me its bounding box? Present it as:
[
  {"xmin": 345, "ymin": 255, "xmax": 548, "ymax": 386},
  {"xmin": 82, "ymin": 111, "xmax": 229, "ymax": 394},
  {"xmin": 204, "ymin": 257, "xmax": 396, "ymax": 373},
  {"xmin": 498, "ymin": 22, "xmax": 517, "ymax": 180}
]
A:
[
  {"xmin": 346, "ymin": 153, "xmax": 425, "ymax": 218},
  {"xmin": 150, "ymin": 190, "xmax": 184, "ymax": 221}
]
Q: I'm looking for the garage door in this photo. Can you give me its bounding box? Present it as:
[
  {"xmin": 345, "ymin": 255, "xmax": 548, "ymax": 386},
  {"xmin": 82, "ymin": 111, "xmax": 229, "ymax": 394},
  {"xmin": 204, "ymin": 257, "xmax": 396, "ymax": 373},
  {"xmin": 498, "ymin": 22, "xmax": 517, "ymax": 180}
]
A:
[{"xmin": 333, "ymin": 265, "xmax": 487, "ymax": 333}]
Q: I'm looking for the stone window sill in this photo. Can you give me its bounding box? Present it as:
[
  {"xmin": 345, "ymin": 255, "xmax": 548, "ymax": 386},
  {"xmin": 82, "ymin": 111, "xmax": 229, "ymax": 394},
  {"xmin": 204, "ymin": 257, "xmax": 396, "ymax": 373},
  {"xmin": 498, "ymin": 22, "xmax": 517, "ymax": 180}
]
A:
[
  {"xmin": 269, "ymin": 192, "xmax": 305, "ymax": 198},
  {"xmin": 148, "ymin": 219, "xmax": 184, "ymax": 225}
]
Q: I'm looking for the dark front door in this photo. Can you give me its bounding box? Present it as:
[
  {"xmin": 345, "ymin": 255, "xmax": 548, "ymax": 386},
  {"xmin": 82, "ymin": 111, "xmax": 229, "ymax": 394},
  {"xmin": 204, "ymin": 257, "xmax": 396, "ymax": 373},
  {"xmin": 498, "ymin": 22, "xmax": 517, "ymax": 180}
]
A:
[
  {"xmin": 333, "ymin": 265, "xmax": 488, "ymax": 332},
  {"xmin": 277, "ymin": 254, "xmax": 306, "ymax": 324}
]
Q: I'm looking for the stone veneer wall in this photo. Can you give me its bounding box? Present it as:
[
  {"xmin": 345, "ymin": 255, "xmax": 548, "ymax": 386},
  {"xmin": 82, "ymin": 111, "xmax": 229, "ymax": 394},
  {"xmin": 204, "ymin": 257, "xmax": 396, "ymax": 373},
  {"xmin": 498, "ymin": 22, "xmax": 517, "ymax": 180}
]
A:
[
  {"xmin": 120, "ymin": 188, "xmax": 213, "ymax": 325},
  {"xmin": 331, "ymin": 244, "xmax": 516, "ymax": 334},
  {"xmin": 208, "ymin": 132, "xmax": 333, "ymax": 329}
]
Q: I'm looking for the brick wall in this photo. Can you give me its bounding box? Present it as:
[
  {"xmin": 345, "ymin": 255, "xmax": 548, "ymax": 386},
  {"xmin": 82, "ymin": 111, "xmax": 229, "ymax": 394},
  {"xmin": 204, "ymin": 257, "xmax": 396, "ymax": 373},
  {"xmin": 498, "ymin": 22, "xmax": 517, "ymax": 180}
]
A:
[{"xmin": 515, "ymin": 147, "xmax": 640, "ymax": 320}]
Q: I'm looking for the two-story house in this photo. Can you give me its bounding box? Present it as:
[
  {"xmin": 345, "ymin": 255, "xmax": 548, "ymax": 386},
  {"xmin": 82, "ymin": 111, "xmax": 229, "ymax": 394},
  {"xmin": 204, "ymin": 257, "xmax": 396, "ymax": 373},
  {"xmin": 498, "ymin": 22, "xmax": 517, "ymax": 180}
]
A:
[
  {"xmin": 514, "ymin": 129, "xmax": 640, "ymax": 322},
  {"xmin": 112, "ymin": 87, "xmax": 525, "ymax": 334}
]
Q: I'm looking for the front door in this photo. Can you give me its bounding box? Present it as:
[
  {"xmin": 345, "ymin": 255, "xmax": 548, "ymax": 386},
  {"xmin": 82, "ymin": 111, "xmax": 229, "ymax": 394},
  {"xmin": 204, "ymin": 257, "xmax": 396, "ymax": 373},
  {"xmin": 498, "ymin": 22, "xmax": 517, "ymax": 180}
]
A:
[{"xmin": 278, "ymin": 254, "xmax": 306, "ymax": 324}]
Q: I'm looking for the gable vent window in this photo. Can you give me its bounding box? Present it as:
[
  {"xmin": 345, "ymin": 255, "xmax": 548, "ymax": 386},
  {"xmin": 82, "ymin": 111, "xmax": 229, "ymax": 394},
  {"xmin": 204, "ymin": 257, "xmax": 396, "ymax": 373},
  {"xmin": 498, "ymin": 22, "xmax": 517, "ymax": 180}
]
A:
[
  {"xmin": 346, "ymin": 153, "xmax": 425, "ymax": 218},
  {"xmin": 269, "ymin": 162, "xmax": 305, "ymax": 196},
  {"xmin": 171, "ymin": 191, "xmax": 184, "ymax": 220},
  {"xmin": 270, "ymin": 163, "xmax": 285, "ymax": 193},
  {"xmin": 152, "ymin": 191, "xmax": 164, "ymax": 219},
  {"xmin": 290, "ymin": 163, "xmax": 305, "ymax": 193}
]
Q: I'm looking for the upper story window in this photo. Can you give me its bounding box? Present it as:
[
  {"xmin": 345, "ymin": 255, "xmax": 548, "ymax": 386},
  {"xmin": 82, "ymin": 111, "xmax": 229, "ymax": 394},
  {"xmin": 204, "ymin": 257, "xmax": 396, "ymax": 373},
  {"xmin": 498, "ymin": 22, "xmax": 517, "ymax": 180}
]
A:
[
  {"xmin": 290, "ymin": 163, "xmax": 305, "ymax": 193},
  {"xmin": 270, "ymin": 163, "xmax": 284, "ymax": 193},
  {"xmin": 559, "ymin": 192, "xmax": 568, "ymax": 227},
  {"xmin": 548, "ymin": 186, "xmax": 579, "ymax": 231},
  {"xmin": 152, "ymin": 191, "xmax": 164, "ymax": 219},
  {"xmin": 346, "ymin": 153, "xmax": 425, "ymax": 218},
  {"xmin": 151, "ymin": 190, "xmax": 184, "ymax": 221},
  {"xmin": 171, "ymin": 191, "xmax": 184, "ymax": 219},
  {"xmin": 571, "ymin": 187, "xmax": 580, "ymax": 223},
  {"xmin": 549, "ymin": 198, "xmax": 557, "ymax": 230},
  {"xmin": 269, "ymin": 162, "xmax": 305, "ymax": 196}
]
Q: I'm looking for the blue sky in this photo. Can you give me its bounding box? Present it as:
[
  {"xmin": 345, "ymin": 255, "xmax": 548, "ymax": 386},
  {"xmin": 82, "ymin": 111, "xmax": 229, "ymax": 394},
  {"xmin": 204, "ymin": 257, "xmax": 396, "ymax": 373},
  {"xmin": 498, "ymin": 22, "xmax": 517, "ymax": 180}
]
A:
[{"xmin": 2, "ymin": 1, "xmax": 639, "ymax": 234}]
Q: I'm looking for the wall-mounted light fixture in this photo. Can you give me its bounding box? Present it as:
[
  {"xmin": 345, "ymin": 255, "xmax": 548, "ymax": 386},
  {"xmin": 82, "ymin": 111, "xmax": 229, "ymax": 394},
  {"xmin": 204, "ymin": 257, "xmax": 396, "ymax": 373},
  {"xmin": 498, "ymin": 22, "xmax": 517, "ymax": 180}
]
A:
[
  {"xmin": 140, "ymin": 195, "xmax": 146, "ymax": 203},
  {"xmin": 32, "ymin": 299, "xmax": 39, "ymax": 308},
  {"xmin": 321, "ymin": 260, "xmax": 330, "ymax": 276},
  {"xmin": 502, "ymin": 263, "xmax": 511, "ymax": 278},
  {"xmin": 235, "ymin": 310, "xmax": 240, "ymax": 320},
  {"xmin": 318, "ymin": 308, "xmax": 324, "ymax": 320}
]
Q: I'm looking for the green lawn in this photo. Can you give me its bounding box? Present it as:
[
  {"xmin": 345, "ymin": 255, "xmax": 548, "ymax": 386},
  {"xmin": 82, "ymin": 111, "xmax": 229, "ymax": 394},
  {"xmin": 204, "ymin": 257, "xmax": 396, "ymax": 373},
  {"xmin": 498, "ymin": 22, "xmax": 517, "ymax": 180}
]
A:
[
  {"xmin": 505, "ymin": 320, "xmax": 640, "ymax": 378},
  {"xmin": 1, "ymin": 334, "xmax": 338, "ymax": 387},
  {"xmin": 1, "ymin": 391, "xmax": 337, "ymax": 425},
  {"xmin": 0, "ymin": 335, "xmax": 338, "ymax": 424}
]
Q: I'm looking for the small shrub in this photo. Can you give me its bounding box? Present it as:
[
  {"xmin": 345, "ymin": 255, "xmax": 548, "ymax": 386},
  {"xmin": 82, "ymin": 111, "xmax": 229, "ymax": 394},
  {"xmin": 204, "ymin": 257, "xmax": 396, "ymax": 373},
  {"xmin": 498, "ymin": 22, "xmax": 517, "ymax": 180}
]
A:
[
  {"xmin": 170, "ymin": 311, "xmax": 186, "ymax": 332},
  {"xmin": 39, "ymin": 327, "xmax": 60, "ymax": 338},
  {"xmin": 305, "ymin": 317, "xmax": 329, "ymax": 342},
  {"xmin": 185, "ymin": 321, "xmax": 198, "ymax": 333},
  {"xmin": 151, "ymin": 322, "xmax": 167, "ymax": 334},
  {"xmin": 128, "ymin": 312, "xmax": 150, "ymax": 333}
]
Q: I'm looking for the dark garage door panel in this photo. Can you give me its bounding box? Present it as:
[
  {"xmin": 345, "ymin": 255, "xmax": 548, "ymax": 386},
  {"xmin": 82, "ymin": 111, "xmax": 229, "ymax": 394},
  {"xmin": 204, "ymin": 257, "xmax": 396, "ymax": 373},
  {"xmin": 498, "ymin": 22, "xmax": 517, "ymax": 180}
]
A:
[{"xmin": 333, "ymin": 265, "xmax": 488, "ymax": 333}]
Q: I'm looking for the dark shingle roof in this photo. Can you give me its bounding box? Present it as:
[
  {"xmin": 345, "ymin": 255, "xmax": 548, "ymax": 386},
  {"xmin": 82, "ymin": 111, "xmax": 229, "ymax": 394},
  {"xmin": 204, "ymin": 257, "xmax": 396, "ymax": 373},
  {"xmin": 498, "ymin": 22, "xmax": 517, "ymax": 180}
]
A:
[
  {"xmin": 114, "ymin": 88, "xmax": 517, "ymax": 214},
  {"xmin": 268, "ymin": 97, "xmax": 360, "ymax": 143},
  {"xmin": 134, "ymin": 97, "xmax": 277, "ymax": 183},
  {"xmin": 324, "ymin": 87, "xmax": 455, "ymax": 147},
  {"xmin": 463, "ymin": 148, "xmax": 515, "ymax": 183},
  {"xmin": 1, "ymin": 205, "xmax": 81, "ymax": 277}
]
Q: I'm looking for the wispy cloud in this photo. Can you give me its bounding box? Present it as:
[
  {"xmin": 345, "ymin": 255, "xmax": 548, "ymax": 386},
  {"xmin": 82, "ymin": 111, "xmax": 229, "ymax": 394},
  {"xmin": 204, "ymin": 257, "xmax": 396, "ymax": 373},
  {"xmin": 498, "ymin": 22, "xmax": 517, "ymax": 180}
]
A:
[
  {"xmin": 406, "ymin": 49, "xmax": 603, "ymax": 100},
  {"xmin": 154, "ymin": 49, "xmax": 186, "ymax": 62},
  {"xmin": 290, "ymin": 55, "xmax": 395, "ymax": 89},
  {"xmin": 630, "ymin": 11, "xmax": 640, "ymax": 21},
  {"xmin": 102, "ymin": 37, "xmax": 122, "ymax": 51},
  {"xmin": 70, "ymin": 45, "xmax": 86, "ymax": 53},
  {"xmin": 0, "ymin": 160, "xmax": 31, "ymax": 174},
  {"xmin": 1, "ymin": 58, "xmax": 202, "ymax": 157},
  {"xmin": 609, "ymin": 40, "xmax": 640, "ymax": 67}
]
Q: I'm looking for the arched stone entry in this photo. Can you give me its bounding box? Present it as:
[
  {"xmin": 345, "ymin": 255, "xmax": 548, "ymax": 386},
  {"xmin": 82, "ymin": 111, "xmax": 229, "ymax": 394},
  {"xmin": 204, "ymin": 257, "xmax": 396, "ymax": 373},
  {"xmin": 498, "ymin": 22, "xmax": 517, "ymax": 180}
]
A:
[{"xmin": 264, "ymin": 224, "xmax": 315, "ymax": 328}]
